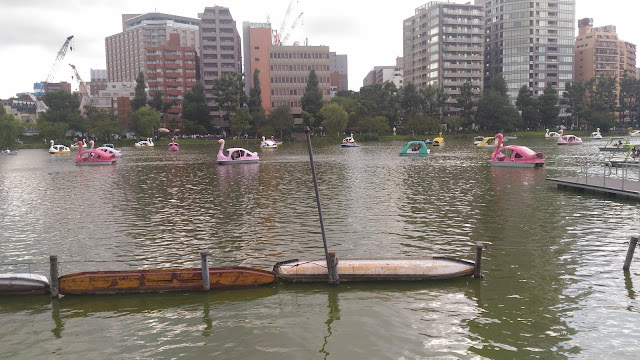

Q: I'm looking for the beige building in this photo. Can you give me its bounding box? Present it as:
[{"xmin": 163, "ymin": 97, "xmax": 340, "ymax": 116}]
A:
[
  {"xmin": 269, "ymin": 45, "xmax": 331, "ymax": 124},
  {"xmin": 105, "ymin": 13, "xmax": 200, "ymax": 83},
  {"xmin": 403, "ymin": 1, "xmax": 484, "ymax": 116},
  {"xmin": 575, "ymin": 18, "xmax": 637, "ymax": 91}
]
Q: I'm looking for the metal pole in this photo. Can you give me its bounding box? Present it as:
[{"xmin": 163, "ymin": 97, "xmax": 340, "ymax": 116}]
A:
[
  {"xmin": 474, "ymin": 243, "xmax": 484, "ymax": 279},
  {"xmin": 50, "ymin": 255, "xmax": 59, "ymax": 298},
  {"xmin": 200, "ymin": 252, "xmax": 210, "ymax": 290},
  {"xmin": 304, "ymin": 127, "xmax": 338, "ymax": 283},
  {"xmin": 623, "ymin": 237, "xmax": 638, "ymax": 270}
]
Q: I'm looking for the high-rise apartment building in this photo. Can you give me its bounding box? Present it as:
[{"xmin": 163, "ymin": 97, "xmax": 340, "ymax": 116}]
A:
[
  {"xmin": 475, "ymin": 0, "xmax": 575, "ymax": 102},
  {"xmin": 362, "ymin": 58, "xmax": 404, "ymax": 89},
  {"xmin": 574, "ymin": 18, "xmax": 637, "ymax": 87},
  {"xmin": 404, "ymin": 1, "xmax": 484, "ymax": 116},
  {"xmin": 146, "ymin": 33, "xmax": 198, "ymax": 129},
  {"xmin": 105, "ymin": 13, "xmax": 200, "ymax": 83},
  {"xmin": 270, "ymin": 45, "xmax": 331, "ymax": 123},
  {"xmin": 243, "ymin": 22, "xmax": 273, "ymax": 113},
  {"xmin": 199, "ymin": 6, "xmax": 242, "ymax": 126}
]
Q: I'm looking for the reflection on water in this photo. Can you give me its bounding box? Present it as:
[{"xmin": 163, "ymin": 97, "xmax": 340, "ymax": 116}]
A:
[{"xmin": 1, "ymin": 138, "xmax": 640, "ymax": 358}]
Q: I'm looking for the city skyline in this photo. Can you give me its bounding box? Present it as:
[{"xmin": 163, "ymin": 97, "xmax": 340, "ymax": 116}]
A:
[{"xmin": 0, "ymin": 0, "xmax": 636, "ymax": 99}]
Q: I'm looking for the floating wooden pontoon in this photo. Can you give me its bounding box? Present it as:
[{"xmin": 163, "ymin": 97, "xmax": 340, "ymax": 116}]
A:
[
  {"xmin": 58, "ymin": 267, "xmax": 276, "ymax": 295},
  {"xmin": 273, "ymin": 257, "xmax": 475, "ymax": 283},
  {"xmin": 0, "ymin": 273, "xmax": 50, "ymax": 295}
]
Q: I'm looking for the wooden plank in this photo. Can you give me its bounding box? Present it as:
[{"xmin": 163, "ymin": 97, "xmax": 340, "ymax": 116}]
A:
[{"xmin": 58, "ymin": 267, "xmax": 276, "ymax": 295}]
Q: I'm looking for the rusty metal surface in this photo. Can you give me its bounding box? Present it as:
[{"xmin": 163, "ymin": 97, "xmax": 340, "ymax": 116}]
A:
[
  {"xmin": 58, "ymin": 267, "xmax": 276, "ymax": 295},
  {"xmin": 273, "ymin": 258, "xmax": 475, "ymax": 282}
]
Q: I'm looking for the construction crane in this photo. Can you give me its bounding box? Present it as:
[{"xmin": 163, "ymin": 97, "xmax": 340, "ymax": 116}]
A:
[
  {"xmin": 69, "ymin": 64, "xmax": 91, "ymax": 115},
  {"xmin": 273, "ymin": 0, "xmax": 303, "ymax": 46},
  {"xmin": 46, "ymin": 35, "xmax": 74, "ymax": 84},
  {"xmin": 281, "ymin": 12, "xmax": 303, "ymax": 45}
]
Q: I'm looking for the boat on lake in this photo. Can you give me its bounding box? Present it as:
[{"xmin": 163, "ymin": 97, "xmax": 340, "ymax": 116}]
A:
[
  {"xmin": 134, "ymin": 138, "xmax": 154, "ymax": 148},
  {"xmin": 432, "ymin": 132, "xmax": 445, "ymax": 146},
  {"xmin": 96, "ymin": 146, "xmax": 122, "ymax": 157},
  {"xmin": 629, "ymin": 128, "xmax": 640, "ymax": 137},
  {"xmin": 399, "ymin": 141, "xmax": 430, "ymax": 156},
  {"xmin": 604, "ymin": 145, "xmax": 640, "ymax": 167},
  {"xmin": 545, "ymin": 129, "xmax": 561, "ymax": 139},
  {"xmin": 273, "ymin": 257, "xmax": 475, "ymax": 282},
  {"xmin": 1, "ymin": 149, "xmax": 17, "ymax": 156},
  {"xmin": 557, "ymin": 131, "xmax": 582, "ymax": 145},
  {"xmin": 49, "ymin": 140, "xmax": 71, "ymax": 154},
  {"xmin": 58, "ymin": 267, "xmax": 276, "ymax": 294},
  {"xmin": 473, "ymin": 136, "xmax": 485, "ymax": 145},
  {"xmin": 70, "ymin": 139, "xmax": 88, "ymax": 149},
  {"xmin": 341, "ymin": 134, "xmax": 359, "ymax": 147},
  {"xmin": 168, "ymin": 139, "xmax": 179, "ymax": 151},
  {"xmin": 489, "ymin": 133, "xmax": 545, "ymax": 168},
  {"xmin": 260, "ymin": 136, "xmax": 278, "ymax": 149},
  {"xmin": 600, "ymin": 137, "xmax": 631, "ymax": 152},
  {"xmin": 75, "ymin": 141, "xmax": 118, "ymax": 166},
  {"xmin": 476, "ymin": 136, "xmax": 499, "ymax": 148},
  {"xmin": 590, "ymin": 128, "xmax": 603, "ymax": 139},
  {"xmin": 217, "ymin": 139, "xmax": 259, "ymax": 165},
  {"xmin": 0, "ymin": 273, "xmax": 50, "ymax": 295}
]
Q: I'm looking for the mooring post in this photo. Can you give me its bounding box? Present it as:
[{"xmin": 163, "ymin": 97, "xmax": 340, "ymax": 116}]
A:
[
  {"xmin": 623, "ymin": 237, "xmax": 638, "ymax": 270},
  {"xmin": 200, "ymin": 252, "xmax": 210, "ymax": 290},
  {"xmin": 49, "ymin": 255, "xmax": 59, "ymax": 298},
  {"xmin": 305, "ymin": 127, "xmax": 335, "ymax": 284},
  {"xmin": 474, "ymin": 243, "xmax": 484, "ymax": 279},
  {"xmin": 328, "ymin": 252, "xmax": 340, "ymax": 284}
]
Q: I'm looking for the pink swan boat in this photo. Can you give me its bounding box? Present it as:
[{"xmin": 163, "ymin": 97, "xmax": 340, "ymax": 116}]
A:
[
  {"xmin": 217, "ymin": 139, "xmax": 259, "ymax": 165},
  {"xmin": 489, "ymin": 133, "xmax": 545, "ymax": 168},
  {"xmin": 168, "ymin": 138, "xmax": 179, "ymax": 151},
  {"xmin": 556, "ymin": 129, "xmax": 582, "ymax": 145},
  {"xmin": 75, "ymin": 141, "xmax": 118, "ymax": 166}
]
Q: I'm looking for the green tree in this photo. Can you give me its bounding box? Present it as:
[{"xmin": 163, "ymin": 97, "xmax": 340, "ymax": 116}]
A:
[
  {"xmin": 456, "ymin": 82, "xmax": 476, "ymax": 128},
  {"xmin": 619, "ymin": 76, "xmax": 640, "ymax": 124},
  {"xmin": 401, "ymin": 82, "xmax": 421, "ymax": 119},
  {"xmin": 230, "ymin": 108, "xmax": 251, "ymax": 136},
  {"xmin": 132, "ymin": 107, "xmax": 161, "ymax": 136},
  {"xmin": 538, "ymin": 83, "xmax": 560, "ymax": 128},
  {"xmin": 319, "ymin": 103, "xmax": 348, "ymax": 136},
  {"xmin": 516, "ymin": 85, "xmax": 539, "ymax": 129},
  {"xmin": 357, "ymin": 115, "xmax": 390, "ymax": 135},
  {"xmin": 36, "ymin": 120, "xmax": 69, "ymax": 142},
  {"xmin": 86, "ymin": 107, "xmax": 120, "ymax": 141},
  {"xmin": 182, "ymin": 81, "xmax": 210, "ymax": 133},
  {"xmin": 131, "ymin": 71, "xmax": 147, "ymax": 111},
  {"xmin": 420, "ymin": 85, "xmax": 447, "ymax": 119},
  {"xmin": 248, "ymin": 69, "xmax": 266, "ymax": 135},
  {"xmin": 562, "ymin": 81, "xmax": 588, "ymax": 128},
  {"xmin": 476, "ymin": 74, "xmax": 521, "ymax": 131},
  {"xmin": 269, "ymin": 105, "xmax": 294, "ymax": 138},
  {"xmin": 211, "ymin": 72, "xmax": 246, "ymax": 124},
  {"xmin": 301, "ymin": 69, "xmax": 324, "ymax": 128},
  {"xmin": 0, "ymin": 110, "xmax": 20, "ymax": 149}
]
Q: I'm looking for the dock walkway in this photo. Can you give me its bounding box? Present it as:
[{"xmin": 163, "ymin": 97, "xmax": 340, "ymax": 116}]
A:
[{"xmin": 547, "ymin": 155, "xmax": 640, "ymax": 201}]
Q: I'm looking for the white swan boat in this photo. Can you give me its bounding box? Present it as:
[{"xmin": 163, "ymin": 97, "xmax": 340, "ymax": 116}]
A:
[
  {"xmin": 49, "ymin": 140, "xmax": 71, "ymax": 154},
  {"xmin": 135, "ymin": 138, "xmax": 154, "ymax": 148}
]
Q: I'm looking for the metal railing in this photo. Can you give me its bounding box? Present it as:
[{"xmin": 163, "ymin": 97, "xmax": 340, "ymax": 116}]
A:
[{"xmin": 553, "ymin": 155, "xmax": 640, "ymax": 189}]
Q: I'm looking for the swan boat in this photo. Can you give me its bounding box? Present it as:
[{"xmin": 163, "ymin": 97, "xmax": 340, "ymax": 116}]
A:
[
  {"xmin": 341, "ymin": 134, "xmax": 359, "ymax": 147},
  {"xmin": 1, "ymin": 149, "xmax": 17, "ymax": 156},
  {"xmin": 557, "ymin": 130, "xmax": 582, "ymax": 145},
  {"xmin": 273, "ymin": 257, "xmax": 475, "ymax": 282},
  {"xmin": 260, "ymin": 136, "xmax": 278, "ymax": 149},
  {"xmin": 545, "ymin": 129, "xmax": 561, "ymax": 139},
  {"xmin": 49, "ymin": 140, "xmax": 71, "ymax": 154},
  {"xmin": 70, "ymin": 139, "xmax": 88, "ymax": 149},
  {"xmin": 629, "ymin": 128, "xmax": 640, "ymax": 137},
  {"xmin": 399, "ymin": 141, "xmax": 430, "ymax": 156},
  {"xmin": 590, "ymin": 128, "xmax": 603, "ymax": 139},
  {"xmin": 432, "ymin": 132, "xmax": 445, "ymax": 146},
  {"xmin": 489, "ymin": 133, "xmax": 545, "ymax": 168},
  {"xmin": 75, "ymin": 141, "xmax": 118, "ymax": 165},
  {"xmin": 135, "ymin": 138, "xmax": 154, "ymax": 148},
  {"xmin": 476, "ymin": 136, "xmax": 500, "ymax": 148},
  {"xmin": 217, "ymin": 139, "xmax": 259, "ymax": 164},
  {"xmin": 473, "ymin": 136, "xmax": 485, "ymax": 145},
  {"xmin": 599, "ymin": 137, "xmax": 631, "ymax": 152},
  {"xmin": 0, "ymin": 273, "xmax": 50, "ymax": 295},
  {"xmin": 168, "ymin": 139, "xmax": 179, "ymax": 151},
  {"xmin": 96, "ymin": 146, "xmax": 122, "ymax": 157}
]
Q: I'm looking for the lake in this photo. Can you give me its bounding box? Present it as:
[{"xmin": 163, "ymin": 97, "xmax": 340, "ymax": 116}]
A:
[{"xmin": 1, "ymin": 135, "xmax": 639, "ymax": 359}]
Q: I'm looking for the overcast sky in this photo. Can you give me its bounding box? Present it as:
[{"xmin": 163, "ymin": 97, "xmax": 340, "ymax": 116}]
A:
[{"xmin": 0, "ymin": 0, "xmax": 635, "ymax": 99}]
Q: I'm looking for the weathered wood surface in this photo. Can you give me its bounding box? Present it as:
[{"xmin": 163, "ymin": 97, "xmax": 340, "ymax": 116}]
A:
[{"xmin": 58, "ymin": 267, "xmax": 276, "ymax": 295}]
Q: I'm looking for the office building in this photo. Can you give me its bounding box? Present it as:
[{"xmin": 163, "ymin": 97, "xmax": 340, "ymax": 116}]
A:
[
  {"xmin": 89, "ymin": 69, "xmax": 108, "ymax": 97},
  {"xmin": 475, "ymin": 0, "xmax": 576, "ymax": 102},
  {"xmin": 329, "ymin": 52, "xmax": 348, "ymax": 94},
  {"xmin": 199, "ymin": 6, "xmax": 242, "ymax": 126},
  {"xmin": 362, "ymin": 58, "xmax": 404, "ymax": 89},
  {"xmin": 105, "ymin": 13, "xmax": 200, "ymax": 83},
  {"xmin": 242, "ymin": 22, "xmax": 273, "ymax": 113},
  {"xmin": 404, "ymin": 1, "xmax": 484, "ymax": 116}
]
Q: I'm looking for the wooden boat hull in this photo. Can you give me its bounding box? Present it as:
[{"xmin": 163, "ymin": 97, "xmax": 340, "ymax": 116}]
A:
[
  {"xmin": 273, "ymin": 257, "xmax": 475, "ymax": 282},
  {"xmin": 59, "ymin": 267, "xmax": 276, "ymax": 295},
  {"xmin": 0, "ymin": 273, "xmax": 50, "ymax": 295}
]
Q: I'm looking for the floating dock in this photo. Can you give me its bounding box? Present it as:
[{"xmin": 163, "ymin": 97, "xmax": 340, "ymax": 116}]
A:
[{"xmin": 547, "ymin": 176, "xmax": 640, "ymax": 200}]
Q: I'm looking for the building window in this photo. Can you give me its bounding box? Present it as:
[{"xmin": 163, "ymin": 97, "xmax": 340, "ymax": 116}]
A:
[{"xmin": 255, "ymin": 58, "xmax": 259, "ymax": 61}]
